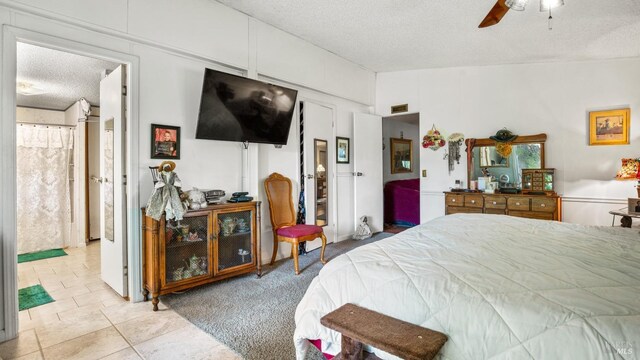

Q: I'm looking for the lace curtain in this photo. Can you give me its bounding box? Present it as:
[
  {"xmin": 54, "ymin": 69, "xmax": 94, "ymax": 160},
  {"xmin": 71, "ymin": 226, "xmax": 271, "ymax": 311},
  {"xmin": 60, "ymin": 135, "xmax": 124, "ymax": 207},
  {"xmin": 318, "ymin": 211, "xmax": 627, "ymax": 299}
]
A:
[{"xmin": 16, "ymin": 125, "xmax": 74, "ymax": 254}]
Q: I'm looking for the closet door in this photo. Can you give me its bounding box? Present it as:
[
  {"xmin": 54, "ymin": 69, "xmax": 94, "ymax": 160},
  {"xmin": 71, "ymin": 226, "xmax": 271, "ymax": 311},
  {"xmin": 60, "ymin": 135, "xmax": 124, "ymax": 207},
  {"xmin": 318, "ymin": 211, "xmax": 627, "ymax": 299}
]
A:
[
  {"xmin": 99, "ymin": 65, "xmax": 128, "ymax": 297},
  {"xmin": 353, "ymin": 113, "xmax": 383, "ymax": 233},
  {"xmin": 302, "ymin": 101, "xmax": 335, "ymax": 250}
]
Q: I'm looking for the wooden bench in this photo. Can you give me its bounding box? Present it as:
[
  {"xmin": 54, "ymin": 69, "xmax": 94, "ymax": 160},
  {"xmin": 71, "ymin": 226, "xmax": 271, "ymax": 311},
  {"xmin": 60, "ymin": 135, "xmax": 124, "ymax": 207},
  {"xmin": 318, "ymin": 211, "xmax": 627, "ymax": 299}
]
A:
[{"xmin": 320, "ymin": 303, "xmax": 447, "ymax": 360}]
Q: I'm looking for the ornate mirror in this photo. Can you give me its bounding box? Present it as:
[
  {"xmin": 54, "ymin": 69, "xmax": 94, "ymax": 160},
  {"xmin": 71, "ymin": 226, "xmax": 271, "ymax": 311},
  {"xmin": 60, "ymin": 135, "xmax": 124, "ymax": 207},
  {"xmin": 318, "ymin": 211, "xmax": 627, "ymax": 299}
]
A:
[{"xmin": 466, "ymin": 134, "xmax": 546, "ymax": 191}]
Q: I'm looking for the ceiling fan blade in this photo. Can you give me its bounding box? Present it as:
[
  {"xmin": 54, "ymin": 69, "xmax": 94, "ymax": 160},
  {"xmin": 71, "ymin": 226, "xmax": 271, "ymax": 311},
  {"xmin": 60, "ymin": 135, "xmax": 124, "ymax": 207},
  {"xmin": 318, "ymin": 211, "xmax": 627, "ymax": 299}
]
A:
[{"xmin": 479, "ymin": 0, "xmax": 510, "ymax": 28}]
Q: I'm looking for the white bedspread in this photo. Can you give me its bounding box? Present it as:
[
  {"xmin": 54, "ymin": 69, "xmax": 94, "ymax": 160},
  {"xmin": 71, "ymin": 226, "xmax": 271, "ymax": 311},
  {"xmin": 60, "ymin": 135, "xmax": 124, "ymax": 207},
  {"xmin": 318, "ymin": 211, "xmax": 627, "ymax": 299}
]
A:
[{"xmin": 294, "ymin": 214, "xmax": 640, "ymax": 359}]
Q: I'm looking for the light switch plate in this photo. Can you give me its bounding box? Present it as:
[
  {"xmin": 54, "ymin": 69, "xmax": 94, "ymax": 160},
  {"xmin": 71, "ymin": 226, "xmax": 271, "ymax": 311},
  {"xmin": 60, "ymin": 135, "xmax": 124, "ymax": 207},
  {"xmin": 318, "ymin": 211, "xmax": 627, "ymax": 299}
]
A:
[{"xmin": 422, "ymin": 169, "xmax": 427, "ymax": 177}]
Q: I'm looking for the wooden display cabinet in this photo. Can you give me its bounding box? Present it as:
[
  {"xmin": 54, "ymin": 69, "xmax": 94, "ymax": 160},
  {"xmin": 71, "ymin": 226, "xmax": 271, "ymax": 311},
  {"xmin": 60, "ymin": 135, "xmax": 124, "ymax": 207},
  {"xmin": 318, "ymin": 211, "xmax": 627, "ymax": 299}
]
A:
[{"xmin": 142, "ymin": 201, "xmax": 261, "ymax": 311}]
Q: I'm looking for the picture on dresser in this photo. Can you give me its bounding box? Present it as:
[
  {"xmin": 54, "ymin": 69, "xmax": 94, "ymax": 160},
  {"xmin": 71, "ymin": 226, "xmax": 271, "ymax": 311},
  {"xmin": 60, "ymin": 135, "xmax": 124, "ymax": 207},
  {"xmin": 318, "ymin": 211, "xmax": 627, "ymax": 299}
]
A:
[
  {"xmin": 589, "ymin": 108, "xmax": 630, "ymax": 146},
  {"xmin": 629, "ymin": 198, "xmax": 640, "ymax": 215}
]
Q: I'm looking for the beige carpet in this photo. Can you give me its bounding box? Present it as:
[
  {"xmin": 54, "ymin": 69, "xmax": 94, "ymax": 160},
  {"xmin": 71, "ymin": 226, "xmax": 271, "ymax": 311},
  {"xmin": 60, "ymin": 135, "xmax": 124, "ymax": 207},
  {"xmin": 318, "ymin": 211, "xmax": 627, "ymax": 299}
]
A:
[{"xmin": 162, "ymin": 232, "xmax": 393, "ymax": 360}]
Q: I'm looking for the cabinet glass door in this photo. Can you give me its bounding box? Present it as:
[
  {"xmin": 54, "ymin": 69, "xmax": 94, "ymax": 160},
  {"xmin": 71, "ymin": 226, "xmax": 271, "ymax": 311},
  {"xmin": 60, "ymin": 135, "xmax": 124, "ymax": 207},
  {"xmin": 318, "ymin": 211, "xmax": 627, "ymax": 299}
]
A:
[
  {"xmin": 216, "ymin": 210, "xmax": 253, "ymax": 273},
  {"xmin": 164, "ymin": 212, "xmax": 211, "ymax": 284}
]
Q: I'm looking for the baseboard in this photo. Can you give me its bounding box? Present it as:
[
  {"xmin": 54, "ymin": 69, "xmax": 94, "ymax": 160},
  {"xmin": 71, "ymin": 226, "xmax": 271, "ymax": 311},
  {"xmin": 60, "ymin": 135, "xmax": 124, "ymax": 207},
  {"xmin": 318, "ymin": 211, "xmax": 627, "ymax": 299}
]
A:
[{"xmin": 337, "ymin": 234, "xmax": 353, "ymax": 242}]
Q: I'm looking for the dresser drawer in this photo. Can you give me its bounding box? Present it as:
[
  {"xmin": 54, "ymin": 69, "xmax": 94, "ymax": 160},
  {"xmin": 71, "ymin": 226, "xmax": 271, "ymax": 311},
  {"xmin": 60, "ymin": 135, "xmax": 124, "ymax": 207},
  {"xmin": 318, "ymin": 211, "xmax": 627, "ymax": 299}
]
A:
[
  {"xmin": 446, "ymin": 194, "xmax": 464, "ymax": 207},
  {"xmin": 532, "ymin": 198, "xmax": 556, "ymax": 213},
  {"xmin": 464, "ymin": 195, "xmax": 484, "ymax": 208},
  {"xmin": 507, "ymin": 197, "xmax": 530, "ymax": 211},
  {"xmin": 509, "ymin": 210, "xmax": 554, "ymax": 221},
  {"xmin": 485, "ymin": 196, "xmax": 506, "ymax": 209},
  {"xmin": 485, "ymin": 208, "xmax": 506, "ymax": 215},
  {"xmin": 447, "ymin": 207, "xmax": 483, "ymax": 215}
]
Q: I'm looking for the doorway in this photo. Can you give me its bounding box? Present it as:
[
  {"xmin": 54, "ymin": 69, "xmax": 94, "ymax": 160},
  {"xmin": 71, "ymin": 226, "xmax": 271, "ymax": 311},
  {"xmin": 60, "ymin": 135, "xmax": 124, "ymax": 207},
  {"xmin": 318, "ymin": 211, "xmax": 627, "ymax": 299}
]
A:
[
  {"xmin": 382, "ymin": 113, "xmax": 421, "ymax": 233},
  {"xmin": 13, "ymin": 41, "xmax": 127, "ymax": 331},
  {"xmin": 1, "ymin": 28, "xmax": 141, "ymax": 342}
]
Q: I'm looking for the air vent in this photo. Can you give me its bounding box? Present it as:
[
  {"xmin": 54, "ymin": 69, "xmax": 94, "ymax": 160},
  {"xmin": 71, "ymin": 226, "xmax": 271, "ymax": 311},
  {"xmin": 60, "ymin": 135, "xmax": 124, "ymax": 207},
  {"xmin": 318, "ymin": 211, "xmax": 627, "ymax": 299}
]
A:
[{"xmin": 390, "ymin": 104, "xmax": 409, "ymax": 114}]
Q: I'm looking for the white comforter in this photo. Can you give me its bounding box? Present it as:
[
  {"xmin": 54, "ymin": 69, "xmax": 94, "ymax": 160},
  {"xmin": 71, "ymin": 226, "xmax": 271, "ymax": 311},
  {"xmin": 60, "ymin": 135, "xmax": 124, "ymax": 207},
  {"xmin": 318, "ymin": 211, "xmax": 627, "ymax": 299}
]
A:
[{"xmin": 294, "ymin": 214, "xmax": 640, "ymax": 359}]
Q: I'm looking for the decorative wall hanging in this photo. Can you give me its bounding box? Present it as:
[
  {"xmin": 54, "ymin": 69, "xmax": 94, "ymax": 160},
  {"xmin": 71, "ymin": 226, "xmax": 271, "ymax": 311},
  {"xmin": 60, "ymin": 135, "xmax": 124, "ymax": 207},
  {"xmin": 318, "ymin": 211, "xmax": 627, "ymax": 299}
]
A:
[
  {"xmin": 490, "ymin": 128, "xmax": 518, "ymax": 158},
  {"xmin": 422, "ymin": 125, "xmax": 446, "ymax": 151},
  {"xmin": 151, "ymin": 124, "xmax": 180, "ymax": 159},
  {"xmin": 589, "ymin": 108, "xmax": 630, "ymax": 146},
  {"xmin": 446, "ymin": 133, "xmax": 465, "ymax": 174},
  {"xmin": 336, "ymin": 136, "xmax": 350, "ymax": 164}
]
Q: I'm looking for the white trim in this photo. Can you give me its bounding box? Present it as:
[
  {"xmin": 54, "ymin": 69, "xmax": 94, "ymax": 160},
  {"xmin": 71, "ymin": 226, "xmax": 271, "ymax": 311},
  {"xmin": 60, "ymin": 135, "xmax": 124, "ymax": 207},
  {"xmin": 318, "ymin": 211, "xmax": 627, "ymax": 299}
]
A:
[
  {"xmin": 561, "ymin": 196, "xmax": 626, "ymax": 205},
  {"xmin": 0, "ymin": 1, "xmax": 249, "ymax": 72},
  {"xmin": 1, "ymin": 26, "xmax": 142, "ymax": 341},
  {"xmin": 421, "ymin": 191, "xmax": 446, "ymax": 196},
  {"xmin": 1, "ymin": 24, "xmax": 18, "ymax": 342}
]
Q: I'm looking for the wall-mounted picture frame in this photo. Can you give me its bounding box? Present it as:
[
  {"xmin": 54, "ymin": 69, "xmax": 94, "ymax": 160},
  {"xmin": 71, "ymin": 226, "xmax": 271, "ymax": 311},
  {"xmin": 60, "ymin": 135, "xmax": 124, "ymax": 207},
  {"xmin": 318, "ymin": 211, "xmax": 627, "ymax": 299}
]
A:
[
  {"xmin": 589, "ymin": 108, "xmax": 630, "ymax": 146},
  {"xmin": 336, "ymin": 136, "xmax": 350, "ymax": 164},
  {"xmin": 390, "ymin": 137, "xmax": 413, "ymax": 174},
  {"xmin": 629, "ymin": 198, "xmax": 640, "ymax": 215},
  {"xmin": 151, "ymin": 124, "xmax": 180, "ymax": 159}
]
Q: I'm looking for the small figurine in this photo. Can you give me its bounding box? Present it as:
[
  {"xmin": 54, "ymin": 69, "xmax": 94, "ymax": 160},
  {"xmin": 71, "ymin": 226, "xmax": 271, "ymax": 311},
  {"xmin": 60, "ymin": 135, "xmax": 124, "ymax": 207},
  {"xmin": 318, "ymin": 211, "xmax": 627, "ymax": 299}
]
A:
[
  {"xmin": 188, "ymin": 188, "xmax": 208, "ymax": 210},
  {"xmin": 353, "ymin": 216, "xmax": 372, "ymax": 240},
  {"xmin": 146, "ymin": 161, "xmax": 187, "ymax": 221}
]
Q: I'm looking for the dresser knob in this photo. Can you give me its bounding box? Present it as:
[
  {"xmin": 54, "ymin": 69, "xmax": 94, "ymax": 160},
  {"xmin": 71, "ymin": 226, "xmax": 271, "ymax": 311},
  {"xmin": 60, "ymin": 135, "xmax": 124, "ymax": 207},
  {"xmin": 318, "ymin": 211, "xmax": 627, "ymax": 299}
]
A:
[
  {"xmin": 516, "ymin": 202, "xmax": 521, "ymax": 206},
  {"xmin": 452, "ymin": 199, "xmax": 456, "ymax": 202},
  {"xmin": 492, "ymin": 201, "xmax": 497, "ymax": 205},
  {"xmin": 471, "ymin": 200, "xmax": 476, "ymax": 204},
  {"xmin": 541, "ymin": 204, "xmax": 546, "ymax": 207}
]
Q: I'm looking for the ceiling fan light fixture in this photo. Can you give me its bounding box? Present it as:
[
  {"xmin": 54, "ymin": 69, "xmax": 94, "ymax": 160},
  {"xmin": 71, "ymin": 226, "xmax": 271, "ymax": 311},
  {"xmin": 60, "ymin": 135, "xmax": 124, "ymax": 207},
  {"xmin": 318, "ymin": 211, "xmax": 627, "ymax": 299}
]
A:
[
  {"xmin": 505, "ymin": 0, "xmax": 529, "ymax": 11},
  {"xmin": 540, "ymin": 0, "xmax": 564, "ymax": 11}
]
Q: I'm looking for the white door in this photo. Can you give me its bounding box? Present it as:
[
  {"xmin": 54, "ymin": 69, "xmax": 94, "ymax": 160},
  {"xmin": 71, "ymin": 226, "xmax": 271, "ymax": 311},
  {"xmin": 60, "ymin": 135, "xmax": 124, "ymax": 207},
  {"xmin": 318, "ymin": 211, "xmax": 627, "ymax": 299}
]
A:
[
  {"xmin": 303, "ymin": 102, "xmax": 335, "ymax": 250},
  {"xmin": 353, "ymin": 113, "xmax": 383, "ymax": 233},
  {"xmin": 100, "ymin": 65, "xmax": 128, "ymax": 296}
]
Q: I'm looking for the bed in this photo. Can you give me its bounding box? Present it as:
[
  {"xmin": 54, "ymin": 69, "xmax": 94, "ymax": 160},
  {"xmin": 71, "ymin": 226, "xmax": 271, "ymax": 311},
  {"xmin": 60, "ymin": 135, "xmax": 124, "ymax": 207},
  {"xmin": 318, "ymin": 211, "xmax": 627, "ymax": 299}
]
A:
[
  {"xmin": 384, "ymin": 178, "xmax": 420, "ymax": 226},
  {"xmin": 294, "ymin": 214, "xmax": 640, "ymax": 359}
]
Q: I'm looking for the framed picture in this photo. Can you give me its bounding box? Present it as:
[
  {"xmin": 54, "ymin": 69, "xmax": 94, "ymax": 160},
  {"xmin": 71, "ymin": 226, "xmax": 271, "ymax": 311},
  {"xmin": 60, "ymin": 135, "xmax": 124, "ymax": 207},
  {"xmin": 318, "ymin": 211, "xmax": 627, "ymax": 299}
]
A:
[
  {"xmin": 151, "ymin": 124, "xmax": 180, "ymax": 159},
  {"xmin": 629, "ymin": 198, "xmax": 640, "ymax": 215},
  {"xmin": 336, "ymin": 136, "xmax": 350, "ymax": 164},
  {"xmin": 589, "ymin": 108, "xmax": 630, "ymax": 146},
  {"xmin": 390, "ymin": 138, "xmax": 413, "ymax": 174}
]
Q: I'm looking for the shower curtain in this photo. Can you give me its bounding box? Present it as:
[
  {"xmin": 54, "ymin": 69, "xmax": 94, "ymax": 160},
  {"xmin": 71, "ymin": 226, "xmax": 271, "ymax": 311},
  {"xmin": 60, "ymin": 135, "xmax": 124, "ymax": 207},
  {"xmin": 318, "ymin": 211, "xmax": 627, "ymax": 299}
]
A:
[{"xmin": 16, "ymin": 125, "xmax": 74, "ymax": 254}]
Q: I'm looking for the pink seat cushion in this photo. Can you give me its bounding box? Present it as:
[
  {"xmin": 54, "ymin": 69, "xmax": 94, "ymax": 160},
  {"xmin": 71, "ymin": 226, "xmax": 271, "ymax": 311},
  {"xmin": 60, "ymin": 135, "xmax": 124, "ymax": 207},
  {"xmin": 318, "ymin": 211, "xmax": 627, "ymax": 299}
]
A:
[{"xmin": 276, "ymin": 224, "xmax": 323, "ymax": 238}]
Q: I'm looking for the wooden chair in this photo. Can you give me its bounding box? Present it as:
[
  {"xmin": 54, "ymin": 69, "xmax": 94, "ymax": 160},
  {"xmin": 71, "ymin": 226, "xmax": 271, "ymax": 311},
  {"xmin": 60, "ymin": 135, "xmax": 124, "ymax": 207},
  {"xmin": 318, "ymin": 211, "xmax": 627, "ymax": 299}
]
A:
[{"xmin": 264, "ymin": 172, "xmax": 327, "ymax": 275}]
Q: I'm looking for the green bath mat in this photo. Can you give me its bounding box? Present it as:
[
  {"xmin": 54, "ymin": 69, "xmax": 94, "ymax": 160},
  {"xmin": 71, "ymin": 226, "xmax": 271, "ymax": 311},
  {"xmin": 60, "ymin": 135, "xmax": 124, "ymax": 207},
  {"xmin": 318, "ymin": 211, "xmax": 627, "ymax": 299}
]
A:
[
  {"xmin": 19, "ymin": 285, "xmax": 54, "ymax": 311},
  {"xmin": 18, "ymin": 248, "xmax": 67, "ymax": 263}
]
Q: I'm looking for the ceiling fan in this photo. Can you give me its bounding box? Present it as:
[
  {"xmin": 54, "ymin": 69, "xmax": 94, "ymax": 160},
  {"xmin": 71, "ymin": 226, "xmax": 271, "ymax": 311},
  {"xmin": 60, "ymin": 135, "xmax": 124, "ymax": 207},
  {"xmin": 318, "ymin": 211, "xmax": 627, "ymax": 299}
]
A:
[{"xmin": 479, "ymin": 0, "xmax": 565, "ymax": 28}]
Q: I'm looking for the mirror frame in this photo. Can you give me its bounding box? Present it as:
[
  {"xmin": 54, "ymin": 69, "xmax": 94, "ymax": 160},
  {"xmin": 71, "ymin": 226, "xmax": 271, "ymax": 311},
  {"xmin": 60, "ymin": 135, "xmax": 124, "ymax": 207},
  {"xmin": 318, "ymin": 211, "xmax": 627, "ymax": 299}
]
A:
[
  {"xmin": 465, "ymin": 133, "xmax": 547, "ymax": 189},
  {"xmin": 314, "ymin": 139, "xmax": 328, "ymax": 227},
  {"xmin": 390, "ymin": 137, "xmax": 413, "ymax": 174}
]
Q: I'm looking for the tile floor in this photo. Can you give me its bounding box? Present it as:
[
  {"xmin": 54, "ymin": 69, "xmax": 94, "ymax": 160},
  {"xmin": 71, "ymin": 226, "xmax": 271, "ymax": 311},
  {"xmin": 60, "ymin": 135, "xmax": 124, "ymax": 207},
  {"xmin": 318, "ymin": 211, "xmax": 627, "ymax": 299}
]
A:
[{"xmin": 0, "ymin": 242, "xmax": 241, "ymax": 360}]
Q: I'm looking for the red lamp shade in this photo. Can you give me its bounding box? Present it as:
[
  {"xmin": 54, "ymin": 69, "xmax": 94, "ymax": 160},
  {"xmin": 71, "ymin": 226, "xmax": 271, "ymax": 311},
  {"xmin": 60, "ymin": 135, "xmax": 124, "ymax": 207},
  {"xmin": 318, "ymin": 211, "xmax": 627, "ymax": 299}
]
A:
[{"xmin": 615, "ymin": 158, "xmax": 640, "ymax": 180}]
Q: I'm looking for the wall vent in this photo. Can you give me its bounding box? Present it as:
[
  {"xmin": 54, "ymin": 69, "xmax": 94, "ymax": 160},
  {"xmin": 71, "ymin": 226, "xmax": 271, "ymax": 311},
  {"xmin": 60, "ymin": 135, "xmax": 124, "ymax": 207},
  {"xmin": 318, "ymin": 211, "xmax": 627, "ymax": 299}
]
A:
[{"xmin": 390, "ymin": 104, "xmax": 409, "ymax": 114}]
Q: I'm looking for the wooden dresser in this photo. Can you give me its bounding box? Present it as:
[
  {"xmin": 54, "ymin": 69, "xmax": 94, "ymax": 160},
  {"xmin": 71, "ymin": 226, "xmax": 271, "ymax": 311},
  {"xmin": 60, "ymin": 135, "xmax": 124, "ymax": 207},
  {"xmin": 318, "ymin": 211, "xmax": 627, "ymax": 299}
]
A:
[{"xmin": 444, "ymin": 192, "xmax": 562, "ymax": 221}]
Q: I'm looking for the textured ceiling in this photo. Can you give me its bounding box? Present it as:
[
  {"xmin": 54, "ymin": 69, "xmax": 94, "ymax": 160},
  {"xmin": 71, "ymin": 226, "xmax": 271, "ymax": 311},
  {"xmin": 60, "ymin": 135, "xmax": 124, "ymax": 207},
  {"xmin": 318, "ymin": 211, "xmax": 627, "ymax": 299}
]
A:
[
  {"xmin": 216, "ymin": 0, "xmax": 640, "ymax": 72},
  {"xmin": 16, "ymin": 43, "xmax": 119, "ymax": 110}
]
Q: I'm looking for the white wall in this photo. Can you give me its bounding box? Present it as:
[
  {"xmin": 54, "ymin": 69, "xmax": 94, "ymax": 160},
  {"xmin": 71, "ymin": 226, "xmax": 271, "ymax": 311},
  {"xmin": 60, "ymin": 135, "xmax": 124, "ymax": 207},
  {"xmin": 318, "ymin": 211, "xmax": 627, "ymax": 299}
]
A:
[
  {"xmin": 0, "ymin": 0, "xmax": 375, "ymax": 341},
  {"xmin": 376, "ymin": 58, "xmax": 640, "ymax": 226},
  {"xmin": 382, "ymin": 115, "xmax": 420, "ymax": 184}
]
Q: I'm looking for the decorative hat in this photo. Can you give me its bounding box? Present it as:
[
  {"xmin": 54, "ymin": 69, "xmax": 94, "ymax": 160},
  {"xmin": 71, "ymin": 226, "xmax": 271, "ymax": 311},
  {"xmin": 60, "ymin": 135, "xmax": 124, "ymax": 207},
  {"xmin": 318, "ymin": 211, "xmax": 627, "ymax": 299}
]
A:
[
  {"xmin": 448, "ymin": 133, "xmax": 465, "ymax": 142},
  {"xmin": 158, "ymin": 161, "xmax": 176, "ymax": 172},
  {"xmin": 490, "ymin": 128, "xmax": 518, "ymax": 142}
]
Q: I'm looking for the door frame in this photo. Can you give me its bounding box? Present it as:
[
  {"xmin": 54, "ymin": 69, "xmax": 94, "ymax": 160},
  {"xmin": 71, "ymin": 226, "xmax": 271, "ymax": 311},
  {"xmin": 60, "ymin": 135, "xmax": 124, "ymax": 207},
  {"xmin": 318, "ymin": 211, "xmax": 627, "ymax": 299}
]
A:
[
  {"xmin": 1, "ymin": 26, "xmax": 142, "ymax": 342},
  {"xmin": 298, "ymin": 98, "xmax": 338, "ymax": 244}
]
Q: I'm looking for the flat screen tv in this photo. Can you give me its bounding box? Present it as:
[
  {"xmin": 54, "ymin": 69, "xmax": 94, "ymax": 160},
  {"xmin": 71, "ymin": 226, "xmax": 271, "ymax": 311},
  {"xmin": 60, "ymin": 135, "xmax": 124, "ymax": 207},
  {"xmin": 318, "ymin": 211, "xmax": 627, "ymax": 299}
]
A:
[{"xmin": 195, "ymin": 68, "xmax": 298, "ymax": 145}]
